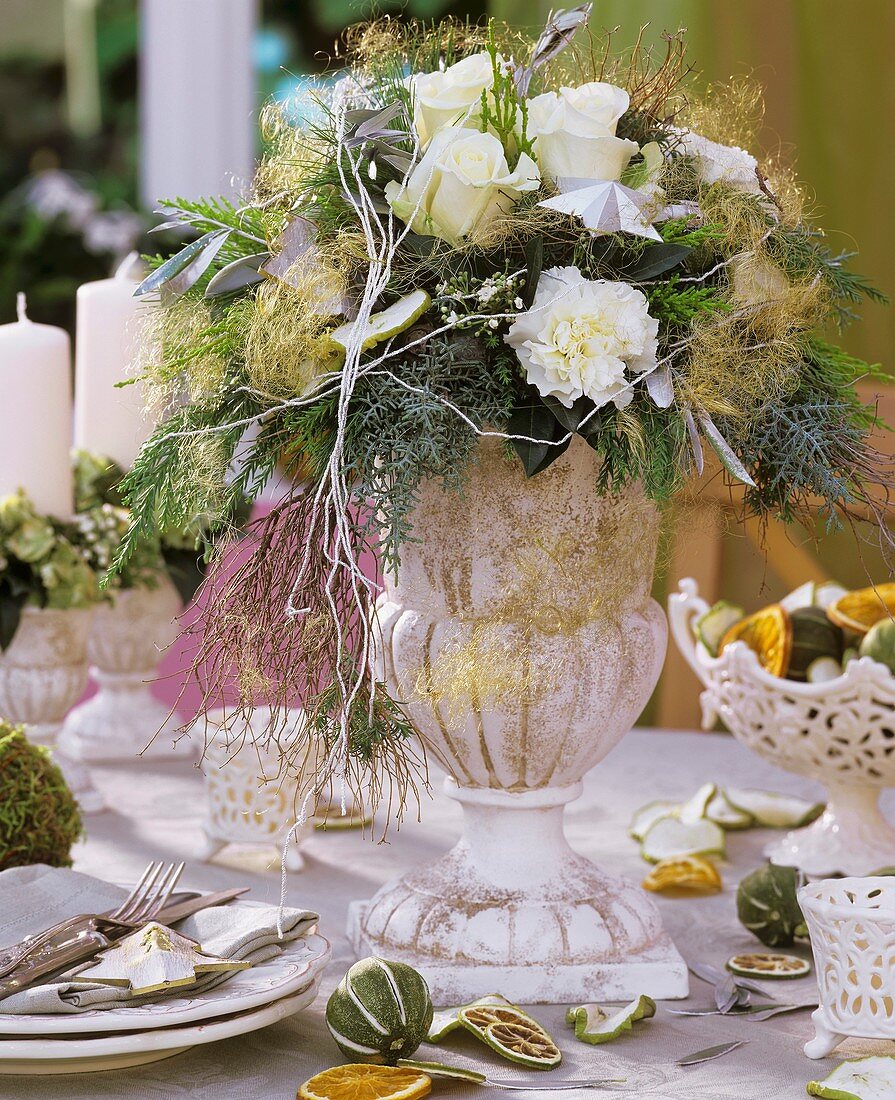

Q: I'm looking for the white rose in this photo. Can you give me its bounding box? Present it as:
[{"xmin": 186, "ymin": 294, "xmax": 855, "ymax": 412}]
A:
[
  {"xmin": 505, "ymin": 266, "xmax": 659, "ymax": 409},
  {"xmin": 385, "ymin": 127, "xmax": 540, "ymax": 245},
  {"xmin": 675, "ymin": 129, "xmax": 761, "ymax": 193},
  {"xmin": 526, "ymin": 82, "xmax": 639, "ymax": 182},
  {"xmin": 411, "ymin": 52, "xmax": 496, "ymax": 145}
]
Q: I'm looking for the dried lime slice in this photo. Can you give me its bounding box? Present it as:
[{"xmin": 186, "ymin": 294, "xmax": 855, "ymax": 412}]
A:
[
  {"xmin": 695, "ymin": 601, "xmax": 744, "ymax": 656},
  {"xmin": 396, "ymin": 1060, "xmax": 486, "ymax": 1084},
  {"xmin": 566, "ymin": 995, "xmax": 656, "ymax": 1044},
  {"xmin": 807, "ymin": 656, "xmax": 843, "ymax": 683},
  {"xmin": 640, "ymin": 816, "xmax": 725, "ymax": 863},
  {"xmin": 642, "ymin": 855, "xmax": 722, "ymax": 895},
  {"xmin": 726, "ymin": 952, "xmax": 810, "ymax": 979},
  {"xmin": 724, "ymin": 788, "xmax": 824, "ymax": 828},
  {"xmin": 678, "ymin": 782, "xmax": 717, "ymax": 825},
  {"xmin": 705, "ymin": 788, "xmax": 754, "ymax": 829},
  {"xmin": 329, "ymin": 290, "xmax": 431, "ymax": 355},
  {"xmin": 628, "ymin": 800, "xmax": 681, "ymax": 841},
  {"xmin": 780, "ymin": 581, "xmax": 817, "ymax": 613},
  {"xmin": 814, "ymin": 581, "xmax": 848, "ymax": 611},
  {"xmin": 427, "ymin": 994, "xmax": 514, "ymax": 1043},
  {"xmin": 458, "ymin": 1005, "xmax": 561, "ymax": 1070},
  {"xmin": 808, "ymin": 1056, "xmax": 895, "ymax": 1099}
]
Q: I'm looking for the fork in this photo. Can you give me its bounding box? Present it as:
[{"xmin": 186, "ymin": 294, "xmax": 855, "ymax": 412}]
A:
[{"xmin": 0, "ymin": 861, "xmax": 184, "ymax": 978}]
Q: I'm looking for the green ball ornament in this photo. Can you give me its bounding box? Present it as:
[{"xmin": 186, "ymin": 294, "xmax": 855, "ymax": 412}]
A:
[
  {"xmin": 0, "ymin": 721, "xmax": 83, "ymax": 871},
  {"xmin": 325, "ymin": 956, "xmax": 434, "ymax": 1064}
]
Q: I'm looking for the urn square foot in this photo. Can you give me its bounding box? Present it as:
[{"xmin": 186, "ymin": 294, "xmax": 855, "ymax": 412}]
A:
[{"xmin": 347, "ymin": 900, "xmax": 687, "ymax": 1004}]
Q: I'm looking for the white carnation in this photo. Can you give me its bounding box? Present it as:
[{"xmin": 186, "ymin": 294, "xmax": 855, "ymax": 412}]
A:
[
  {"xmin": 676, "ymin": 129, "xmax": 761, "ymax": 193},
  {"xmin": 505, "ymin": 266, "xmax": 659, "ymax": 409}
]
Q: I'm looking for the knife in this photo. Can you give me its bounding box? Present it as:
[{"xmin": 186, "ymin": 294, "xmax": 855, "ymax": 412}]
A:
[{"xmin": 0, "ymin": 887, "xmax": 249, "ymax": 1002}]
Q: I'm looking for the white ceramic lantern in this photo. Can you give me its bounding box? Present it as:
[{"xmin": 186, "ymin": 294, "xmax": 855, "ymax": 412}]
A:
[
  {"xmin": 800, "ymin": 877, "xmax": 895, "ymax": 1057},
  {"xmin": 199, "ymin": 707, "xmax": 317, "ymax": 871}
]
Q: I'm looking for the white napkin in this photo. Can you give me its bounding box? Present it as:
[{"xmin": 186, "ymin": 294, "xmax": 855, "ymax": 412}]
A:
[{"xmin": 0, "ymin": 864, "xmax": 317, "ymax": 1014}]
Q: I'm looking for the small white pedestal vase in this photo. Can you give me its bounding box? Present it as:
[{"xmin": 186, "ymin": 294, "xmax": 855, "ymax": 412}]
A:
[
  {"xmin": 670, "ymin": 577, "xmax": 895, "ymax": 876},
  {"xmin": 59, "ymin": 578, "xmax": 186, "ymax": 762},
  {"xmin": 799, "ymin": 877, "xmax": 895, "ymax": 1058},
  {"xmin": 0, "ymin": 606, "xmax": 104, "ymax": 813},
  {"xmin": 198, "ymin": 708, "xmax": 315, "ymax": 871},
  {"xmin": 348, "ymin": 438, "xmax": 688, "ymax": 1004}
]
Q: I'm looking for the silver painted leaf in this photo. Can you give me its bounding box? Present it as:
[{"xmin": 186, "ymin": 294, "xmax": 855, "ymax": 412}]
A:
[
  {"xmin": 161, "ymin": 229, "xmax": 230, "ymax": 302},
  {"xmin": 699, "ymin": 413, "xmax": 757, "ymax": 487},
  {"xmin": 645, "ymin": 364, "xmax": 674, "ymax": 408},
  {"xmin": 134, "ymin": 229, "xmax": 228, "ymax": 298},
  {"xmin": 677, "ymin": 1040, "xmax": 748, "ymax": 1066},
  {"xmin": 684, "ymin": 408, "xmax": 704, "ymax": 475},
  {"xmin": 205, "ymin": 252, "xmax": 268, "ymax": 297},
  {"xmin": 516, "ymin": 3, "xmax": 592, "ymax": 96}
]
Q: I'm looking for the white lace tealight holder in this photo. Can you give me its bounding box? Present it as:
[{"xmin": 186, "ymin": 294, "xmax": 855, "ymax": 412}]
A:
[
  {"xmin": 199, "ymin": 707, "xmax": 315, "ymax": 872},
  {"xmin": 799, "ymin": 877, "xmax": 895, "ymax": 1057},
  {"xmin": 669, "ymin": 578, "xmax": 895, "ymax": 877}
]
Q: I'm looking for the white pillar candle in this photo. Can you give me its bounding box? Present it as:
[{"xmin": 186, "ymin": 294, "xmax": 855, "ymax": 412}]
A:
[
  {"xmin": 139, "ymin": 0, "xmax": 257, "ymax": 206},
  {"xmin": 74, "ymin": 254, "xmax": 150, "ymax": 469},
  {"xmin": 0, "ymin": 294, "xmax": 74, "ymax": 518}
]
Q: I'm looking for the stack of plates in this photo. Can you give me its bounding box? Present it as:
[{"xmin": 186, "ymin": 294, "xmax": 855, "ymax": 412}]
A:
[{"xmin": 0, "ymin": 903, "xmax": 331, "ymax": 1075}]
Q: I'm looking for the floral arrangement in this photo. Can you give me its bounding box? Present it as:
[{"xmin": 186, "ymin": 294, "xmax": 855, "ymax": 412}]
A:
[
  {"xmin": 0, "ymin": 451, "xmax": 242, "ymax": 651},
  {"xmin": 0, "ymin": 492, "xmax": 99, "ymax": 650},
  {"xmin": 111, "ymin": 7, "xmax": 891, "ymax": 824},
  {"xmin": 75, "ymin": 450, "xmax": 248, "ymax": 605}
]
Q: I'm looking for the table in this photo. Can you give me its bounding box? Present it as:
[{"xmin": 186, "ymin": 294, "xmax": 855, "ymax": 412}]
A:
[{"xmin": 5, "ymin": 729, "xmax": 895, "ymax": 1099}]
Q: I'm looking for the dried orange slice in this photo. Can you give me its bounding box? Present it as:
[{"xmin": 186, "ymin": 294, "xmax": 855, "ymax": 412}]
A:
[
  {"xmin": 719, "ymin": 604, "xmax": 792, "ymax": 677},
  {"xmin": 642, "ymin": 855, "xmax": 723, "ymax": 895},
  {"xmin": 458, "ymin": 1005, "xmax": 561, "ymax": 1069},
  {"xmin": 298, "ymin": 1064, "xmax": 432, "ymax": 1100},
  {"xmin": 827, "ymin": 583, "xmax": 895, "ymax": 636}
]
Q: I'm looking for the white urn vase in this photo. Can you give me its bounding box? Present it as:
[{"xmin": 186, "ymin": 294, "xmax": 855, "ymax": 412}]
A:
[
  {"xmin": 59, "ymin": 577, "xmax": 186, "ymax": 762},
  {"xmin": 348, "ymin": 438, "xmax": 688, "ymax": 1004},
  {"xmin": 0, "ymin": 605, "xmax": 104, "ymax": 813}
]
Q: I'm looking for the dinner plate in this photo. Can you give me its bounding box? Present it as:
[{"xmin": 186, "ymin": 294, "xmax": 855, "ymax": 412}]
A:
[
  {"xmin": 0, "ymin": 904, "xmax": 330, "ymax": 1036},
  {"xmin": 0, "ymin": 978, "xmax": 323, "ymax": 1074}
]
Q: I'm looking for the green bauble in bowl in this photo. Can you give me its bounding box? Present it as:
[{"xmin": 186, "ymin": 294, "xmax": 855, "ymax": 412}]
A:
[
  {"xmin": 0, "ymin": 721, "xmax": 83, "ymax": 871},
  {"xmin": 326, "ymin": 957, "xmax": 434, "ymax": 1064}
]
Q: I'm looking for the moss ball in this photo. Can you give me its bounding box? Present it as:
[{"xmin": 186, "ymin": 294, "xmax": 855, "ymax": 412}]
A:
[{"xmin": 0, "ymin": 721, "xmax": 83, "ymax": 871}]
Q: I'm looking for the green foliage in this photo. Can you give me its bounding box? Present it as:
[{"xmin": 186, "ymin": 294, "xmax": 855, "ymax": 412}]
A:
[
  {"xmin": 0, "ymin": 493, "xmax": 99, "ymax": 650},
  {"xmin": 479, "ymin": 33, "xmax": 534, "ymax": 162},
  {"xmin": 769, "ymin": 223, "xmax": 889, "ymax": 326},
  {"xmin": 110, "ymin": 380, "xmax": 263, "ymax": 583},
  {"xmin": 719, "ymin": 396, "xmax": 873, "ymax": 525},
  {"xmin": 307, "ymin": 678, "xmax": 416, "ymax": 764},
  {"xmin": 0, "ymin": 723, "xmax": 83, "ymax": 870},
  {"xmin": 340, "ymin": 332, "xmax": 517, "ymax": 568},
  {"xmin": 647, "ymin": 276, "xmax": 729, "ymax": 333}
]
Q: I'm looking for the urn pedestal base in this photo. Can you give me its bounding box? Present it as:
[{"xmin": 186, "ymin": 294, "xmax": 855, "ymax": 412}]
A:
[
  {"xmin": 765, "ymin": 783, "xmax": 895, "ymax": 877},
  {"xmin": 59, "ymin": 581, "xmax": 187, "ymax": 764},
  {"xmin": 58, "ymin": 671, "xmax": 191, "ymax": 763},
  {"xmin": 348, "ymin": 779, "xmax": 688, "ymax": 1005}
]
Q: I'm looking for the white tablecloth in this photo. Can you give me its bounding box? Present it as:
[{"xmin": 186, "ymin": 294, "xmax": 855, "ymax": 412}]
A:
[{"xmin": 4, "ymin": 729, "xmax": 894, "ymax": 1099}]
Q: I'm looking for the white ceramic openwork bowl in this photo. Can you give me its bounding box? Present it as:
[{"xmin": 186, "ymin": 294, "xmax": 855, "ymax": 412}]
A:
[
  {"xmin": 670, "ymin": 578, "xmax": 895, "ymax": 876},
  {"xmin": 799, "ymin": 876, "xmax": 895, "ymax": 1057}
]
